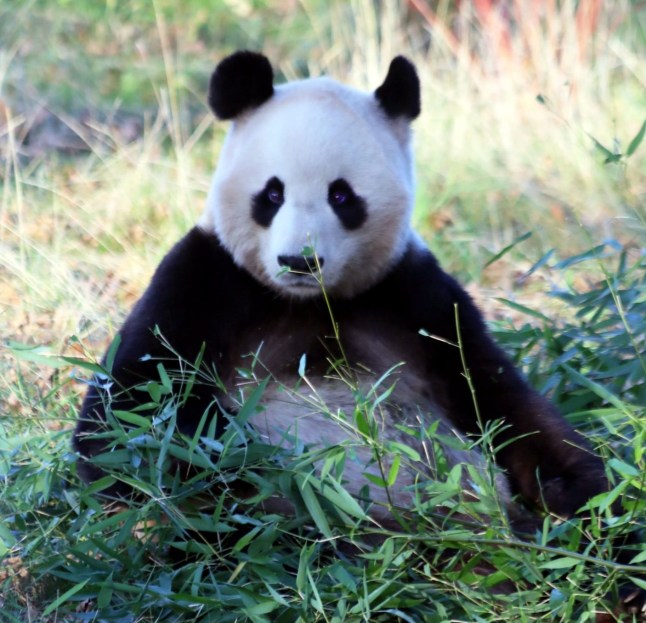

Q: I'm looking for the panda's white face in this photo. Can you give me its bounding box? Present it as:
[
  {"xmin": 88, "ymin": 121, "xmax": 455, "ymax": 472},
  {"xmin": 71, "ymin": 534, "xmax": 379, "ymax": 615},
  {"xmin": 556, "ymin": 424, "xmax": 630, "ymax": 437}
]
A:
[{"xmin": 200, "ymin": 77, "xmax": 416, "ymax": 299}]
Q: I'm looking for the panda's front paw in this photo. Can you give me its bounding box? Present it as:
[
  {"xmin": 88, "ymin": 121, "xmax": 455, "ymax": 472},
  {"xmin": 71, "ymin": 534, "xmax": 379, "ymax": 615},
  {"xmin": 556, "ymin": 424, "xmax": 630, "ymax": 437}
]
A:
[
  {"xmin": 539, "ymin": 475, "xmax": 603, "ymax": 518},
  {"xmin": 596, "ymin": 584, "xmax": 646, "ymax": 623},
  {"xmin": 619, "ymin": 583, "xmax": 646, "ymax": 619}
]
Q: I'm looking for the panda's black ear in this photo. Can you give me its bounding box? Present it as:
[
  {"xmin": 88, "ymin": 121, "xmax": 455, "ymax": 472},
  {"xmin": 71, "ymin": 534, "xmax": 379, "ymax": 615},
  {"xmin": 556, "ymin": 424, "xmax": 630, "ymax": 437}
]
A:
[
  {"xmin": 208, "ymin": 51, "xmax": 274, "ymax": 120},
  {"xmin": 375, "ymin": 56, "xmax": 421, "ymax": 120}
]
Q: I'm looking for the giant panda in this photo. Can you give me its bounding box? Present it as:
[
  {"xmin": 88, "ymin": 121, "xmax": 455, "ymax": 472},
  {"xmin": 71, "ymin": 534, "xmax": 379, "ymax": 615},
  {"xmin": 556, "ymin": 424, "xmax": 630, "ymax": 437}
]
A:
[{"xmin": 73, "ymin": 51, "xmax": 608, "ymax": 529}]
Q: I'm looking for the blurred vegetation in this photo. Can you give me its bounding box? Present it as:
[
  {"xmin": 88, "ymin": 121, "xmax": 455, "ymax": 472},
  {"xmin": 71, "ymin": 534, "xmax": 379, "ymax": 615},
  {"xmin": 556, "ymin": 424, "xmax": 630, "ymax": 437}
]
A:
[{"xmin": 2, "ymin": 0, "xmax": 645, "ymax": 274}]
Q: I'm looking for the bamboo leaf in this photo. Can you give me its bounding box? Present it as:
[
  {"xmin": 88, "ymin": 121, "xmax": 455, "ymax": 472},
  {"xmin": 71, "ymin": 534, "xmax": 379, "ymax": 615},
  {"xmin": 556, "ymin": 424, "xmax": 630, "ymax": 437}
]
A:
[
  {"xmin": 552, "ymin": 244, "xmax": 607, "ymax": 269},
  {"xmin": 354, "ymin": 409, "xmax": 371, "ymax": 438},
  {"xmin": 42, "ymin": 578, "xmax": 90, "ymax": 616},
  {"xmin": 387, "ymin": 454, "xmax": 401, "ymax": 487},
  {"xmin": 320, "ymin": 477, "xmax": 367, "ymax": 520},
  {"xmin": 539, "ymin": 556, "xmax": 580, "ymax": 570},
  {"xmin": 297, "ymin": 476, "xmax": 333, "ymax": 540},
  {"xmin": 244, "ymin": 599, "xmax": 280, "ymax": 615},
  {"xmin": 628, "ymin": 576, "xmax": 646, "ymax": 591},
  {"xmin": 364, "ymin": 472, "xmax": 388, "ymax": 488},
  {"xmin": 608, "ymin": 458, "xmax": 639, "ymax": 479},
  {"xmin": 588, "ymin": 134, "xmax": 620, "ymax": 162},
  {"xmin": 8, "ymin": 342, "xmax": 104, "ymax": 373},
  {"xmin": 157, "ymin": 362, "xmax": 172, "ymax": 392},
  {"xmin": 560, "ymin": 363, "xmax": 631, "ymax": 414},
  {"xmin": 495, "ymin": 298, "xmax": 550, "ymax": 322},
  {"xmin": 104, "ymin": 334, "xmax": 122, "ymax": 373},
  {"xmin": 97, "ymin": 575, "xmax": 114, "ymax": 609},
  {"xmin": 388, "ymin": 440, "xmax": 421, "ymax": 462},
  {"xmin": 483, "ymin": 231, "xmax": 532, "ymax": 268},
  {"xmin": 626, "ymin": 118, "xmax": 646, "ymax": 156},
  {"xmin": 234, "ymin": 377, "xmax": 269, "ymax": 426},
  {"xmin": 112, "ymin": 410, "xmax": 151, "ymax": 429}
]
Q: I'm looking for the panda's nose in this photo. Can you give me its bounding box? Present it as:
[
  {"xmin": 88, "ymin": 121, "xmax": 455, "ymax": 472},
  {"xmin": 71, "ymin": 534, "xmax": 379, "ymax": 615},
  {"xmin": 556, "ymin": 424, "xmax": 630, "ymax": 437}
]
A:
[{"xmin": 278, "ymin": 255, "xmax": 325, "ymax": 273}]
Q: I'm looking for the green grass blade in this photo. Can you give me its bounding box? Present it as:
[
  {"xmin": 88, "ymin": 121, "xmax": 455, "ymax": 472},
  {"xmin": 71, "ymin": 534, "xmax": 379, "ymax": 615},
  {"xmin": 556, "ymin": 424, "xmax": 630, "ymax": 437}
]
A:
[
  {"xmin": 42, "ymin": 578, "xmax": 90, "ymax": 616},
  {"xmin": 483, "ymin": 231, "xmax": 532, "ymax": 268},
  {"xmin": 626, "ymin": 118, "xmax": 646, "ymax": 156}
]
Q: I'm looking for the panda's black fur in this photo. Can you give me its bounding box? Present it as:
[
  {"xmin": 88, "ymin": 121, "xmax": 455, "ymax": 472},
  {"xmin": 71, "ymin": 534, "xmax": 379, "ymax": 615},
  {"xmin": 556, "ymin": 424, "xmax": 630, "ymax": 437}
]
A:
[
  {"xmin": 74, "ymin": 52, "xmax": 607, "ymax": 524},
  {"xmin": 208, "ymin": 51, "xmax": 274, "ymax": 120},
  {"xmin": 75, "ymin": 224, "xmax": 606, "ymax": 518},
  {"xmin": 374, "ymin": 55, "xmax": 421, "ymax": 119}
]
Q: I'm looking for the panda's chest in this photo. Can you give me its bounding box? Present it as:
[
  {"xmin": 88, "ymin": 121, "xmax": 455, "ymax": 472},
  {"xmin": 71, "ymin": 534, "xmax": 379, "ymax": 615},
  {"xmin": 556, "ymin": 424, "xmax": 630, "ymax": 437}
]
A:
[
  {"xmin": 218, "ymin": 306, "xmax": 485, "ymax": 517},
  {"xmin": 225, "ymin": 303, "xmax": 422, "ymax": 377},
  {"xmin": 222, "ymin": 307, "xmax": 440, "ymax": 434}
]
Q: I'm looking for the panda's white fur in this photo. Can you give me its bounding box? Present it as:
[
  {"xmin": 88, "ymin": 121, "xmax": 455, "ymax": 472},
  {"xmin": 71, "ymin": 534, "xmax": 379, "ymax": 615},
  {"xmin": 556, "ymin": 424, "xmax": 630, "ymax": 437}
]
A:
[{"xmin": 199, "ymin": 77, "xmax": 415, "ymax": 299}]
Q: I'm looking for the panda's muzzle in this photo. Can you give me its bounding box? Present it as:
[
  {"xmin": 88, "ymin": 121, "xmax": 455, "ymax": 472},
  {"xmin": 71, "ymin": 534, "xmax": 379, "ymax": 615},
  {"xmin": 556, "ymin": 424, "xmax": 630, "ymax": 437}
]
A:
[{"xmin": 277, "ymin": 255, "xmax": 324, "ymax": 274}]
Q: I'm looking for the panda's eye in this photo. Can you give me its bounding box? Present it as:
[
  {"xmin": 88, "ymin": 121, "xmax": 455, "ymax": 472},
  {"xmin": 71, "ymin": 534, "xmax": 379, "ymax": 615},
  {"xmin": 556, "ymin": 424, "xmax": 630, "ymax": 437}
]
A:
[
  {"xmin": 329, "ymin": 189, "xmax": 348, "ymax": 206},
  {"xmin": 252, "ymin": 176, "xmax": 285, "ymax": 227},
  {"xmin": 328, "ymin": 178, "xmax": 367, "ymax": 230},
  {"xmin": 267, "ymin": 187, "xmax": 283, "ymax": 205}
]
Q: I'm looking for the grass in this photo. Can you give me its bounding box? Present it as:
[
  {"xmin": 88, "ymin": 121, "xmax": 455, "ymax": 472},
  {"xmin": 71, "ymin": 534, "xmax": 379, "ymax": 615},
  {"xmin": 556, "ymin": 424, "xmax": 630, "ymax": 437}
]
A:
[{"xmin": 1, "ymin": 0, "xmax": 645, "ymax": 621}]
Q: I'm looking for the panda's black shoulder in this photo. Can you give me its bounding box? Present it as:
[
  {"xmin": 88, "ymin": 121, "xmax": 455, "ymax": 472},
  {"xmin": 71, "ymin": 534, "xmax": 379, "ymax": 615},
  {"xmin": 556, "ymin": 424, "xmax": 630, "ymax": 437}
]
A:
[
  {"xmin": 136, "ymin": 226, "xmax": 259, "ymax": 307},
  {"xmin": 114, "ymin": 227, "xmax": 261, "ymax": 364},
  {"xmin": 363, "ymin": 239, "xmax": 448, "ymax": 303},
  {"xmin": 147, "ymin": 226, "xmax": 234, "ymax": 289},
  {"xmin": 362, "ymin": 238, "xmax": 488, "ymax": 340}
]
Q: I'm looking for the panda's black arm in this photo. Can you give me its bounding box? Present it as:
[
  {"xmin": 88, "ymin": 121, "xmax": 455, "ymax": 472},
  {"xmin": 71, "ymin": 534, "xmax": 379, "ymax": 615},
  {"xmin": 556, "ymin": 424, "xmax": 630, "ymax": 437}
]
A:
[
  {"xmin": 73, "ymin": 227, "xmax": 257, "ymax": 487},
  {"xmin": 387, "ymin": 245, "xmax": 607, "ymax": 517}
]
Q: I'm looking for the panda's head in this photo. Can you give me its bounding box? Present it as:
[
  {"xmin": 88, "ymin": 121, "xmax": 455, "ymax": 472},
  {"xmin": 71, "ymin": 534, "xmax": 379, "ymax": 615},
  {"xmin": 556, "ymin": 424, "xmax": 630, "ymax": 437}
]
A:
[{"xmin": 199, "ymin": 51, "xmax": 420, "ymax": 299}]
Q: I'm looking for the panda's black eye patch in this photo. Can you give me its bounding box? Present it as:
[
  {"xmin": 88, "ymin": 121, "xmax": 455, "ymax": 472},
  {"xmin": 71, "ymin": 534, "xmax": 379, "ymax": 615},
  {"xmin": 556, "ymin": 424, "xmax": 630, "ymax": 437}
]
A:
[
  {"xmin": 328, "ymin": 178, "xmax": 367, "ymax": 230},
  {"xmin": 252, "ymin": 176, "xmax": 284, "ymax": 227}
]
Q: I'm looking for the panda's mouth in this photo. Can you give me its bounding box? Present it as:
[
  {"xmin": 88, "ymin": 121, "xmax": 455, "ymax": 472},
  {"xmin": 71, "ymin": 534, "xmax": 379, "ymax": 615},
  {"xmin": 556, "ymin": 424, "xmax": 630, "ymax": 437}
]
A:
[
  {"xmin": 276, "ymin": 272, "xmax": 323, "ymax": 296},
  {"xmin": 284, "ymin": 274, "xmax": 320, "ymax": 288}
]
